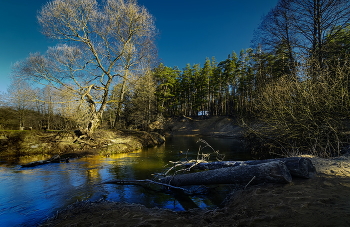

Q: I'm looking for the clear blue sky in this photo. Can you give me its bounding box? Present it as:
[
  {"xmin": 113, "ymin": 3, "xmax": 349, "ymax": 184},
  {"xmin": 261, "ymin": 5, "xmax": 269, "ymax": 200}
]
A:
[{"xmin": 0, "ymin": 0, "xmax": 278, "ymax": 94}]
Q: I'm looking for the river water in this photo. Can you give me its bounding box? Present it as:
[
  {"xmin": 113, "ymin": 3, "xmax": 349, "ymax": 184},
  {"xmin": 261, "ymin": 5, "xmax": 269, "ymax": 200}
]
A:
[{"xmin": 0, "ymin": 135, "xmax": 250, "ymax": 227}]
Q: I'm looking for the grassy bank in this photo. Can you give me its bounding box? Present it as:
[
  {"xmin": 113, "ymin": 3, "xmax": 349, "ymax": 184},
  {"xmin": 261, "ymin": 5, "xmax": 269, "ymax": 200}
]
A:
[{"xmin": 0, "ymin": 129, "xmax": 165, "ymax": 159}]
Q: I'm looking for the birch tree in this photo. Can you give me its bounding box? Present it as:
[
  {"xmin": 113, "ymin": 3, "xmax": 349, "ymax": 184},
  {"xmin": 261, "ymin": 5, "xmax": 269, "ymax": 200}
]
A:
[{"xmin": 13, "ymin": 0, "xmax": 156, "ymax": 133}]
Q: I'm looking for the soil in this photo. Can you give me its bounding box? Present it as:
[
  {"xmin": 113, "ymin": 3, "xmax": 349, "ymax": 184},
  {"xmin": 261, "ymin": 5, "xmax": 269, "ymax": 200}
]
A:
[
  {"xmin": 165, "ymin": 116, "xmax": 244, "ymax": 138},
  {"xmin": 0, "ymin": 129, "xmax": 165, "ymax": 159},
  {"xmin": 40, "ymin": 153, "xmax": 350, "ymax": 227}
]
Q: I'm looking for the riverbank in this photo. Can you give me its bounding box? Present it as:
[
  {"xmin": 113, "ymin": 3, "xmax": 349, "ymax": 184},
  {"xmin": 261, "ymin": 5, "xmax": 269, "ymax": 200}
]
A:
[
  {"xmin": 165, "ymin": 116, "xmax": 244, "ymax": 138},
  {"xmin": 0, "ymin": 129, "xmax": 165, "ymax": 160},
  {"xmin": 39, "ymin": 153, "xmax": 350, "ymax": 226}
]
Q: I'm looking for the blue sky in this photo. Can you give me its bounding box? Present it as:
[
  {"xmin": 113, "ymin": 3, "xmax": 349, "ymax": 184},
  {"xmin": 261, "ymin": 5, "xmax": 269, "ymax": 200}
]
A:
[{"xmin": 0, "ymin": 0, "xmax": 278, "ymax": 94}]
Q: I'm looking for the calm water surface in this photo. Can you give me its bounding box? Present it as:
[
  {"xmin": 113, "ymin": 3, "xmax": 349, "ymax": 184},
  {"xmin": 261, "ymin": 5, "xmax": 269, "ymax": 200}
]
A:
[{"xmin": 0, "ymin": 135, "xmax": 249, "ymax": 226}]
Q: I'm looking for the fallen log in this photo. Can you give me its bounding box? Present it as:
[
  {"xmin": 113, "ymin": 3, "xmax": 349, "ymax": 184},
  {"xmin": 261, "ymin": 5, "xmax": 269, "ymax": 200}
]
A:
[
  {"xmin": 182, "ymin": 157, "xmax": 315, "ymax": 179},
  {"xmin": 160, "ymin": 161, "xmax": 292, "ymax": 187},
  {"xmin": 21, "ymin": 155, "xmax": 69, "ymax": 167}
]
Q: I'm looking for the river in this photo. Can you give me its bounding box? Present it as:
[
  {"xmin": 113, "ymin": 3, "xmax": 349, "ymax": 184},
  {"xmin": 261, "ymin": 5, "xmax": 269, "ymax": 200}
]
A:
[{"xmin": 0, "ymin": 135, "xmax": 250, "ymax": 226}]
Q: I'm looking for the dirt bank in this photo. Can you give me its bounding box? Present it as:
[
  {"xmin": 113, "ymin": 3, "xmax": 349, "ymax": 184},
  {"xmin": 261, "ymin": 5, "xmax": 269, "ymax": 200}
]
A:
[
  {"xmin": 40, "ymin": 153, "xmax": 350, "ymax": 227},
  {"xmin": 0, "ymin": 129, "xmax": 165, "ymax": 159},
  {"xmin": 165, "ymin": 116, "xmax": 244, "ymax": 138}
]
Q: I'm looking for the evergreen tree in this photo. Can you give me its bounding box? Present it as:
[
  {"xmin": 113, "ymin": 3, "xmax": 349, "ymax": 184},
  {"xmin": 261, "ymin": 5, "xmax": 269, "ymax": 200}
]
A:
[
  {"xmin": 153, "ymin": 64, "xmax": 180, "ymax": 116},
  {"xmin": 201, "ymin": 58, "xmax": 214, "ymax": 114}
]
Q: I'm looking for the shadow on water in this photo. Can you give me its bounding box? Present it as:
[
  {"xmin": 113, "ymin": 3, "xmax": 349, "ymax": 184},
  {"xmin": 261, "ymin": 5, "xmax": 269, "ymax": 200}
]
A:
[{"xmin": 0, "ymin": 135, "xmax": 250, "ymax": 226}]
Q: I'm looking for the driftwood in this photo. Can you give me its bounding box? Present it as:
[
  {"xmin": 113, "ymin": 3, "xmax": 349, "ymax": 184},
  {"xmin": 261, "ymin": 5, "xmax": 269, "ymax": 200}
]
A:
[
  {"xmin": 182, "ymin": 157, "xmax": 316, "ymax": 179},
  {"xmin": 102, "ymin": 157, "xmax": 315, "ymax": 192},
  {"xmin": 21, "ymin": 155, "xmax": 69, "ymax": 167},
  {"xmin": 103, "ymin": 158, "xmax": 316, "ymax": 193},
  {"xmin": 160, "ymin": 161, "xmax": 292, "ymax": 187}
]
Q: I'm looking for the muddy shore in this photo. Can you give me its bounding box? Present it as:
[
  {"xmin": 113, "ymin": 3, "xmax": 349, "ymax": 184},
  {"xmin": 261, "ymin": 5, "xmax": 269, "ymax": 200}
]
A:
[{"xmin": 165, "ymin": 116, "xmax": 244, "ymax": 138}]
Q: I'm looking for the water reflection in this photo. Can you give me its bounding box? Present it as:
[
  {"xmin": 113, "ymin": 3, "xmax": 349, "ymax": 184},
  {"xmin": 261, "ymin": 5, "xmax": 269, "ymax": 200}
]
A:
[{"xmin": 0, "ymin": 135, "xmax": 249, "ymax": 226}]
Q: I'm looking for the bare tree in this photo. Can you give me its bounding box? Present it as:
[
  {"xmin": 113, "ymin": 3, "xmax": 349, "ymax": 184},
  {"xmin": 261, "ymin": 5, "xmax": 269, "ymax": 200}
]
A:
[
  {"xmin": 13, "ymin": 0, "xmax": 156, "ymax": 133},
  {"xmin": 255, "ymin": 0, "xmax": 350, "ymax": 78},
  {"xmin": 289, "ymin": 0, "xmax": 350, "ymax": 73},
  {"xmin": 52, "ymin": 86, "xmax": 88, "ymax": 129},
  {"xmin": 254, "ymin": 0, "xmax": 297, "ymax": 77},
  {"xmin": 124, "ymin": 70, "xmax": 157, "ymax": 130},
  {"xmin": 7, "ymin": 78, "xmax": 38, "ymax": 129}
]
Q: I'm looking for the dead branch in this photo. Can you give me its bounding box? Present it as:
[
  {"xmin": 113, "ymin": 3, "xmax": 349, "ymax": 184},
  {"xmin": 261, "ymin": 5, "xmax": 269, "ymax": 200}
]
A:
[
  {"xmin": 163, "ymin": 139, "xmax": 225, "ymax": 177},
  {"xmin": 102, "ymin": 179, "xmax": 191, "ymax": 193}
]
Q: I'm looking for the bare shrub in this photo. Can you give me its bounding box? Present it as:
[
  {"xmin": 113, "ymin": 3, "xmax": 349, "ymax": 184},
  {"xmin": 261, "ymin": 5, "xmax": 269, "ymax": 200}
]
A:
[{"xmin": 249, "ymin": 58, "xmax": 350, "ymax": 157}]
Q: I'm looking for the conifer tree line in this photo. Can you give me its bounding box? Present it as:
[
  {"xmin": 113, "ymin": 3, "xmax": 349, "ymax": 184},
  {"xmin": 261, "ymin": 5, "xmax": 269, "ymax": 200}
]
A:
[{"xmin": 152, "ymin": 50, "xmax": 255, "ymax": 117}]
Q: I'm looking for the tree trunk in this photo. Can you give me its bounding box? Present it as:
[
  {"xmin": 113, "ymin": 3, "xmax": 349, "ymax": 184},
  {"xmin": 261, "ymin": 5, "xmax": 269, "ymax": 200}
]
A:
[
  {"xmin": 184, "ymin": 157, "xmax": 315, "ymax": 179},
  {"xmin": 160, "ymin": 161, "xmax": 292, "ymax": 187},
  {"xmin": 83, "ymin": 85, "xmax": 102, "ymax": 134},
  {"xmin": 114, "ymin": 77, "xmax": 127, "ymax": 129},
  {"xmin": 87, "ymin": 116, "xmax": 100, "ymax": 133}
]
